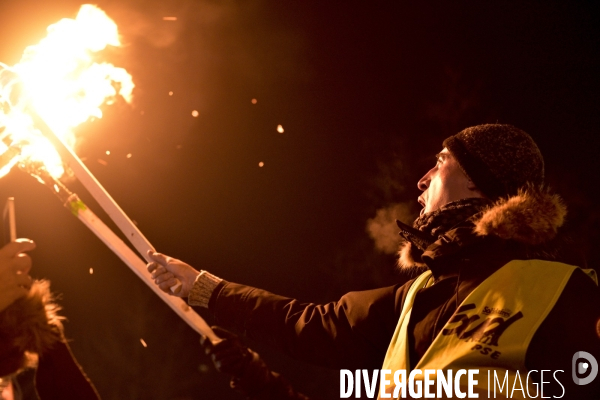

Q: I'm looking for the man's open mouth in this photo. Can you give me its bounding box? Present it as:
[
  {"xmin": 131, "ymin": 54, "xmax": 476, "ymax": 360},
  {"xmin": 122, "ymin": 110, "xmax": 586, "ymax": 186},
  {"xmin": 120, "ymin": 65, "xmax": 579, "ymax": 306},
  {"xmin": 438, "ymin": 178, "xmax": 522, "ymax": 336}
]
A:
[{"xmin": 418, "ymin": 197, "xmax": 426, "ymax": 215}]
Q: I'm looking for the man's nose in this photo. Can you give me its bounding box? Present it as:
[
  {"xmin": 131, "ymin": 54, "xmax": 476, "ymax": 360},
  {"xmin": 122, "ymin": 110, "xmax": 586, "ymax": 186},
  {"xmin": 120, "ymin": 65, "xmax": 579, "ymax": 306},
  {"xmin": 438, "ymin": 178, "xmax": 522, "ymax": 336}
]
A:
[{"xmin": 417, "ymin": 172, "xmax": 430, "ymax": 191}]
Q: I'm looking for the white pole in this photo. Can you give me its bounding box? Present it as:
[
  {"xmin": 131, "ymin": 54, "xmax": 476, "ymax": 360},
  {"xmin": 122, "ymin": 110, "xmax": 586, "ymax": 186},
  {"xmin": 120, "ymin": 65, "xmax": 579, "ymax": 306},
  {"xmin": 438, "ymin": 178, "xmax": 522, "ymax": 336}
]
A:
[
  {"xmin": 28, "ymin": 108, "xmax": 181, "ymax": 293},
  {"xmin": 70, "ymin": 194, "xmax": 217, "ymax": 341},
  {"xmin": 25, "ymin": 108, "xmax": 216, "ymax": 339},
  {"xmin": 29, "ymin": 110, "xmax": 157, "ymax": 258}
]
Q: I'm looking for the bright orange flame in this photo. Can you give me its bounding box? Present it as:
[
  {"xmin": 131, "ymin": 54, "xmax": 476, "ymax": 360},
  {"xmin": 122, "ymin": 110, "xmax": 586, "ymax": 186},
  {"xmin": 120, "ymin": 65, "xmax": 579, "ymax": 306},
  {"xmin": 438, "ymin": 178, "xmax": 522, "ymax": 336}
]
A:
[{"xmin": 0, "ymin": 4, "xmax": 134, "ymax": 179}]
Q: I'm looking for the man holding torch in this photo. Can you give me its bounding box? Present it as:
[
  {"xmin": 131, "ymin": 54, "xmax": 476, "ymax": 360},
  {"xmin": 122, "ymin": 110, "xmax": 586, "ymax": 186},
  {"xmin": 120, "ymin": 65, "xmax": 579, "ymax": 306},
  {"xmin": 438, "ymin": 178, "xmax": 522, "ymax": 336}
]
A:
[{"xmin": 149, "ymin": 124, "xmax": 599, "ymax": 398}]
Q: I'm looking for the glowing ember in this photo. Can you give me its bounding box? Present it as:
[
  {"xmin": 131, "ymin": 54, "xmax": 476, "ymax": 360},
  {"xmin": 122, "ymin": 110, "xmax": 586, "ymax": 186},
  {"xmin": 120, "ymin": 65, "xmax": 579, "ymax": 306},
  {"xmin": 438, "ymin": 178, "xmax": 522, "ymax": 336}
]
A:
[
  {"xmin": 168, "ymin": 91, "xmax": 173, "ymax": 96},
  {"xmin": 258, "ymin": 161, "xmax": 264, "ymax": 167},
  {"xmin": 191, "ymin": 110, "xmax": 199, "ymax": 117},
  {"xmin": 251, "ymin": 98, "xmax": 257, "ymax": 104},
  {"xmin": 89, "ymin": 268, "xmax": 94, "ymax": 274},
  {"xmin": 105, "ymin": 150, "xmax": 110, "ymax": 155},
  {"xmin": 163, "ymin": 17, "xmax": 178, "ymax": 21},
  {"xmin": 0, "ymin": 5, "xmax": 134, "ymax": 179},
  {"xmin": 198, "ymin": 364, "xmax": 209, "ymax": 373},
  {"xmin": 277, "ymin": 124, "xmax": 284, "ymax": 133},
  {"xmin": 126, "ymin": 153, "xmax": 132, "ymax": 158},
  {"xmin": 140, "ymin": 338, "xmax": 148, "ymax": 347}
]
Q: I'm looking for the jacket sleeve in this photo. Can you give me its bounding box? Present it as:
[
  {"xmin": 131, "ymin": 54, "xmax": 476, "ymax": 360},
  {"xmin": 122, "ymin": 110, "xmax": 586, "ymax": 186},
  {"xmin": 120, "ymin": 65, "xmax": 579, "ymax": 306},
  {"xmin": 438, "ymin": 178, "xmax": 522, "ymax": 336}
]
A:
[{"xmin": 205, "ymin": 281, "xmax": 412, "ymax": 370}]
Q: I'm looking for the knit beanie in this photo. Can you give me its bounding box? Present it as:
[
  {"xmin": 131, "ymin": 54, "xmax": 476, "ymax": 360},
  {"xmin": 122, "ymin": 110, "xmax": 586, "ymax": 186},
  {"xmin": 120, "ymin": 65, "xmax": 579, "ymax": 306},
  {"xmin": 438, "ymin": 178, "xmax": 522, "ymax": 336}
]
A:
[{"xmin": 443, "ymin": 124, "xmax": 544, "ymax": 199}]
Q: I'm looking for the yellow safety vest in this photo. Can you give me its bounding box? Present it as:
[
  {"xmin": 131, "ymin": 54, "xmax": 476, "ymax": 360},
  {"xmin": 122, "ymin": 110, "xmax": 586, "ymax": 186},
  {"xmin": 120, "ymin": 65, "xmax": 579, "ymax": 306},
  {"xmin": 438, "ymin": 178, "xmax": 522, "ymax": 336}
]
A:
[{"xmin": 379, "ymin": 259, "xmax": 594, "ymax": 399}]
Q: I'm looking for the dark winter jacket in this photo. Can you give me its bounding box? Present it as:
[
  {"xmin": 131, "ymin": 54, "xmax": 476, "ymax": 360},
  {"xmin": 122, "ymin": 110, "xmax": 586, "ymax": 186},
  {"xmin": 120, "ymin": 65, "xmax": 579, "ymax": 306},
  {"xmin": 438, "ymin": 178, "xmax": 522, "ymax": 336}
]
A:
[{"xmin": 204, "ymin": 188, "xmax": 600, "ymax": 398}]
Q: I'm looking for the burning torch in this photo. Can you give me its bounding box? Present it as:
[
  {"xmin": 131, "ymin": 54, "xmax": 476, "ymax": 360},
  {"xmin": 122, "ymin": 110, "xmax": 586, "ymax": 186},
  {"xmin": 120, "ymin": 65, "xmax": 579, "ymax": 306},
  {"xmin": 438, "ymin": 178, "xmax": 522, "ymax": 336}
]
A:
[{"xmin": 0, "ymin": 5, "xmax": 216, "ymax": 340}]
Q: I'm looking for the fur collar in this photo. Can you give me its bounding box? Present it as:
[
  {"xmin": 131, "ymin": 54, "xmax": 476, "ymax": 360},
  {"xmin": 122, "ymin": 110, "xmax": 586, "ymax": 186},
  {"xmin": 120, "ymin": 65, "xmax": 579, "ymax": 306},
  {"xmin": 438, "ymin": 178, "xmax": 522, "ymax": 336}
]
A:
[
  {"xmin": 0, "ymin": 280, "xmax": 63, "ymax": 376},
  {"xmin": 398, "ymin": 185, "xmax": 567, "ymax": 270}
]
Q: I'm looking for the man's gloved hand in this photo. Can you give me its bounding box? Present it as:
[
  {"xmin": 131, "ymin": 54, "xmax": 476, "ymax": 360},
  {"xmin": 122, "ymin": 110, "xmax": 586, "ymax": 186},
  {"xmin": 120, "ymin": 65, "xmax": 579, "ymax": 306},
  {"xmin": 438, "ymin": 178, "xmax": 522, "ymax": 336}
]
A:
[
  {"xmin": 201, "ymin": 326, "xmax": 273, "ymax": 394},
  {"xmin": 200, "ymin": 326, "xmax": 310, "ymax": 399},
  {"xmin": 200, "ymin": 326, "xmax": 254, "ymax": 376}
]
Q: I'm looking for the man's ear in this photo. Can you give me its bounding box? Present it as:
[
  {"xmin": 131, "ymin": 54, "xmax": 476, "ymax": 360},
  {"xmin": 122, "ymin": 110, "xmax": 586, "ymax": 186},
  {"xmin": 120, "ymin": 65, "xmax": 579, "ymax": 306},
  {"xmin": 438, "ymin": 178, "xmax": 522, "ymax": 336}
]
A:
[
  {"xmin": 466, "ymin": 179, "xmax": 478, "ymax": 191},
  {"xmin": 466, "ymin": 179, "xmax": 486, "ymax": 198}
]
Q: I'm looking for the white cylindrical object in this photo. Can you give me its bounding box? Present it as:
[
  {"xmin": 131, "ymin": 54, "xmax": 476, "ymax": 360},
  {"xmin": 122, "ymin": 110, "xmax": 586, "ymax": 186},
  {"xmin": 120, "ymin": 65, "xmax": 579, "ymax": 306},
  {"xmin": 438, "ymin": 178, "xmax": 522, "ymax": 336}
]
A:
[
  {"xmin": 30, "ymin": 109, "xmax": 181, "ymax": 293},
  {"xmin": 28, "ymin": 109, "xmax": 152, "ymax": 259},
  {"xmin": 76, "ymin": 203, "xmax": 217, "ymax": 341}
]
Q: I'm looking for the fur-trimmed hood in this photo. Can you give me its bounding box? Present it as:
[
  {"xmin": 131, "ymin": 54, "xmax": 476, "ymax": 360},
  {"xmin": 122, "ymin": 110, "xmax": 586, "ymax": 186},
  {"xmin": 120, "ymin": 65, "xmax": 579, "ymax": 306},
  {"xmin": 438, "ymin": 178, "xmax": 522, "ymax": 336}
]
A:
[
  {"xmin": 398, "ymin": 186, "xmax": 567, "ymax": 269},
  {"xmin": 0, "ymin": 280, "xmax": 64, "ymax": 376}
]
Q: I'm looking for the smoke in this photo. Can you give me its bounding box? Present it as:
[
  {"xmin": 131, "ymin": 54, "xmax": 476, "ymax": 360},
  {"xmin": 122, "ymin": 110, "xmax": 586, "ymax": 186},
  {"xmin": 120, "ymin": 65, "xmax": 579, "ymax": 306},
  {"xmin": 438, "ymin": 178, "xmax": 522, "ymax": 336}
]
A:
[{"xmin": 366, "ymin": 201, "xmax": 415, "ymax": 254}]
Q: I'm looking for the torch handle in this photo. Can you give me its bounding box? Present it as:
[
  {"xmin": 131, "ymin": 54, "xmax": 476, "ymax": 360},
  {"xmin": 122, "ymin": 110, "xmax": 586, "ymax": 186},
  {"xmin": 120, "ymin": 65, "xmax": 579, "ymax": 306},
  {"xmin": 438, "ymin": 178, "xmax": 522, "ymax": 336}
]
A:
[
  {"xmin": 71, "ymin": 198, "xmax": 217, "ymax": 341},
  {"xmin": 30, "ymin": 109, "xmax": 181, "ymax": 293}
]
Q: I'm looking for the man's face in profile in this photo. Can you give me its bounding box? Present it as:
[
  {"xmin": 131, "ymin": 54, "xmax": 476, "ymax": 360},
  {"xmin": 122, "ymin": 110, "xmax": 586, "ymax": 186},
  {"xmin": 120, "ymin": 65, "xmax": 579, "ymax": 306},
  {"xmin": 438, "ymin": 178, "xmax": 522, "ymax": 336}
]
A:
[{"xmin": 417, "ymin": 148, "xmax": 477, "ymax": 214}]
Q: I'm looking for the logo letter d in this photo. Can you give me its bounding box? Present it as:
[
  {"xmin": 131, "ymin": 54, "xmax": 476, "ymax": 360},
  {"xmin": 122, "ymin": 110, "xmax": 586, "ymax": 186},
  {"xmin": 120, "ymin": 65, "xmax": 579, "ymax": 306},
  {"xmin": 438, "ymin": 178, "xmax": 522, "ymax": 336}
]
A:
[{"xmin": 572, "ymin": 351, "xmax": 598, "ymax": 385}]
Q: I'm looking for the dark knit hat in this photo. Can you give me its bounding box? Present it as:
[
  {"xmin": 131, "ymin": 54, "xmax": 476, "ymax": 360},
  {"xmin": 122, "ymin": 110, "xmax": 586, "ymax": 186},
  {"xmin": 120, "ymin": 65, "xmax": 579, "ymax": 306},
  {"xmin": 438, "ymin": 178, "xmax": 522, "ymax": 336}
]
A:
[{"xmin": 443, "ymin": 124, "xmax": 544, "ymax": 199}]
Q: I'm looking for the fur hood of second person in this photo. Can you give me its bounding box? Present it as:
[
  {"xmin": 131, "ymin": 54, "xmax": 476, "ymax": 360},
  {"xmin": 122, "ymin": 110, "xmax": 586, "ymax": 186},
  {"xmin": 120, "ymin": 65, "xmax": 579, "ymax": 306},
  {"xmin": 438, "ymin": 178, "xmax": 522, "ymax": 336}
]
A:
[{"xmin": 0, "ymin": 280, "xmax": 63, "ymax": 377}]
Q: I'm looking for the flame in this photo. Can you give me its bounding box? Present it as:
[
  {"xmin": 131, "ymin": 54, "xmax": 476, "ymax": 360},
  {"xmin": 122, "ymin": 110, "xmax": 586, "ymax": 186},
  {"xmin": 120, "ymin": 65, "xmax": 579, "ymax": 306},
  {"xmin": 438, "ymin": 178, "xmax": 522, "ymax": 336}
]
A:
[{"xmin": 0, "ymin": 4, "xmax": 134, "ymax": 179}]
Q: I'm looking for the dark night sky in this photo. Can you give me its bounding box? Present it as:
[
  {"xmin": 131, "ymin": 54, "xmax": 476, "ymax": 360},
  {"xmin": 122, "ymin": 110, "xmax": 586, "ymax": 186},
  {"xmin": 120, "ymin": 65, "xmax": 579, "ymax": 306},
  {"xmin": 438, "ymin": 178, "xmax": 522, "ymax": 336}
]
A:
[{"xmin": 0, "ymin": 1, "xmax": 599, "ymax": 399}]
